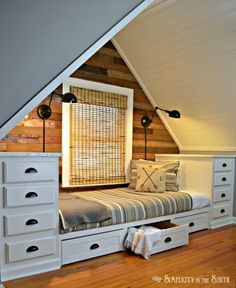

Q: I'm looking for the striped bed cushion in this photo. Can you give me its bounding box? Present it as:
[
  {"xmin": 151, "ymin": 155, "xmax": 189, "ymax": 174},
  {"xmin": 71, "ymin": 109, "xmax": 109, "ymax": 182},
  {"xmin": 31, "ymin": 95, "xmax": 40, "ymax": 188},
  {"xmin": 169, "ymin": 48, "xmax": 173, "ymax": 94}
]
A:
[{"xmin": 59, "ymin": 187, "xmax": 192, "ymax": 234}]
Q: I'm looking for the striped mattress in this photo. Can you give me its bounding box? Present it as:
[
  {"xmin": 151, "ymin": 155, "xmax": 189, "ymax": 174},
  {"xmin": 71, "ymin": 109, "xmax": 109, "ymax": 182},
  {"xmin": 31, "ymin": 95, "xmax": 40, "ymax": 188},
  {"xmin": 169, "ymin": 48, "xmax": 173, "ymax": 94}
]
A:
[{"xmin": 59, "ymin": 187, "xmax": 192, "ymax": 234}]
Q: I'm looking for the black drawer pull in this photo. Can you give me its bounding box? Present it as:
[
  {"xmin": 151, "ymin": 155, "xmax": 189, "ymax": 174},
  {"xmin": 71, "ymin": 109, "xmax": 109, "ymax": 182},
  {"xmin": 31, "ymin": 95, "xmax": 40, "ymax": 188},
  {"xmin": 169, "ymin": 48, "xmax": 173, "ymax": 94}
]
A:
[
  {"xmin": 25, "ymin": 219, "xmax": 38, "ymax": 225},
  {"xmin": 222, "ymin": 177, "xmax": 227, "ymax": 182},
  {"xmin": 189, "ymin": 222, "xmax": 195, "ymax": 227},
  {"xmin": 25, "ymin": 192, "xmax": 38, "ymax": 198},
  {"xmin": 220, "ymin": 209, "xmax": 225, "ymax": 214},
  {"xmin": 26, "ymin": 246, "xmax": 39, "ymax": 253},
  {"xmin": 164, "ymin": 237, "xmax": 172, "ymax": 243},
  {"xmin": 222, "ymin": 163, "xmax": 227, "ymax": 168},
  {"xmin": 221, "ymin": 193, "xmax": 226, "ymax": 198},
  {"xmin": 90, "ymin": 243, "xmax": 99, "ymax": 250},
  {"xmin": 25, "ymin": 167, "xmax": 38, "ymax": 174}
]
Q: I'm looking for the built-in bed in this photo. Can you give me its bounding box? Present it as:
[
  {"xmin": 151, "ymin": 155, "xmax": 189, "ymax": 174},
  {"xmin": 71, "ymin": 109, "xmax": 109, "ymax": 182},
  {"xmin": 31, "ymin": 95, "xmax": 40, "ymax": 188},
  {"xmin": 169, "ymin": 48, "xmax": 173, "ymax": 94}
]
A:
[{"xmin": 59, "ymin": 187, "xmax": 210, "ymax": 264}]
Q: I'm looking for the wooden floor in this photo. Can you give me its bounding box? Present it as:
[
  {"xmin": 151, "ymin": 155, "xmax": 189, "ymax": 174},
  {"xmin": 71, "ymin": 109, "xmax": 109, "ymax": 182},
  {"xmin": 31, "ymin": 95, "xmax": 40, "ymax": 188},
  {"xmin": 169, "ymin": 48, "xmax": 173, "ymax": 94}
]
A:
[{"xmin": 4, "ymin": 225, "xmax": 236, "ymax": 288}]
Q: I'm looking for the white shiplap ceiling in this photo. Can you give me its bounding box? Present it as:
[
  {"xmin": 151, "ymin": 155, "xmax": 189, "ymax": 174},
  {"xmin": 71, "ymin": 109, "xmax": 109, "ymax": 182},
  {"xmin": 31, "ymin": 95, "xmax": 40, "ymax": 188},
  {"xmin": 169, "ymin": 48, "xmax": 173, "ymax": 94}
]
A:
[{"xmin": 114, "ymin": 0, "xmax": 236, "ymax": 153}]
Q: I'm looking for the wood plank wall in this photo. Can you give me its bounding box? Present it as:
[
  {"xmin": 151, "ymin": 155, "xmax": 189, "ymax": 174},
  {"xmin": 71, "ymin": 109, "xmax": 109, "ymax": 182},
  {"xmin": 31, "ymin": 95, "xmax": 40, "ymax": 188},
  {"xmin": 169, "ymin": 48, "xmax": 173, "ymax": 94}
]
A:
[{"xmin": 0, "ymin": 41, "xmax": 179, "ymax": 174}]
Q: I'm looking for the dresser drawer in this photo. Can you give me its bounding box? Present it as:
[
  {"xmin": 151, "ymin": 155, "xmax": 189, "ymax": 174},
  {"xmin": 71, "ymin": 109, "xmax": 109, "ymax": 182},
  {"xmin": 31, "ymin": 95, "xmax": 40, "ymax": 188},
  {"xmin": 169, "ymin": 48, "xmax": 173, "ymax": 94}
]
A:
[
  {"xmin": 150, "ymin": 221, "xmax": 188, "ymax": 254},
  {"xmin": 3, "ymin": 161, "xmax": 55, "ymax": 183},
  {"xmin": 62, "ymin": 230, "xmax": 123, "ymax": 264},
  {"xmin": 212, "ymin": 204, "xmax": 230, "ymax": 219},
  {"xmin": 3, "ymin": 185, "xmax": 55, "ymax": 208},
  {"xmin": 213, "ymin": 172, "xmax": 233, "ymax": 186},
  {"xmin": 172, "ymin": 213, "xmax": 209, "ymax": 233},
  {"xmin": 6, "ymin": 237, "xmax": 56, "ymax": 263},
  {"xmin": 214, "ymin": 158, "xmax": 234, "ymax": 172},
  {"xmin": 213, "ymin": 187, "xmax": 231, "ymax": 203},
  {"xmin": 4, "ymin": 211, "xmax": 55, "ymax": 236}
]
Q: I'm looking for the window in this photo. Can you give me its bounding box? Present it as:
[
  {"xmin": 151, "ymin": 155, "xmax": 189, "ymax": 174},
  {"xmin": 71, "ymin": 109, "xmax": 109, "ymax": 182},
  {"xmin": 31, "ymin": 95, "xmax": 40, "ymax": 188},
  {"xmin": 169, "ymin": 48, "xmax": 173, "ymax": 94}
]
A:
[{"xmin": 62, "ymin": 78, "xmax": 133, "ymax": 187}]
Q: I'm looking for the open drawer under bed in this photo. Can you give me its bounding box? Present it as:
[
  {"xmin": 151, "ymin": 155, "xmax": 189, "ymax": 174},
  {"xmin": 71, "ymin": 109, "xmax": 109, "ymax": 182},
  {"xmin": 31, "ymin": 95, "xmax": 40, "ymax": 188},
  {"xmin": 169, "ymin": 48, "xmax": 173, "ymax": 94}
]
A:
[
  {"xmin": 149, "ymin": 221, "xmax": 188, "ymax": 255},
  {"xmin": 61, "ymin": 220, "xmax": 188, "ymax": 264}
]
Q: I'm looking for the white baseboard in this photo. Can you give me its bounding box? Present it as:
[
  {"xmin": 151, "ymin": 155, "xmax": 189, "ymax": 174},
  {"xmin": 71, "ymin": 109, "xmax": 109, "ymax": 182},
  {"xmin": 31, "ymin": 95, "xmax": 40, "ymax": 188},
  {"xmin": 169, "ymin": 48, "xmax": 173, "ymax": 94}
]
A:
[
  {"xmin": 210, "ymin": 217, "xmax": 235, "ymax": 229},
  {"xmin": 232, "ymin": 217, "xmax": 236, "ymax": 224},
  {"xmin": 2, "ymin": 259, "xmax": 61, "ymax": 282}
]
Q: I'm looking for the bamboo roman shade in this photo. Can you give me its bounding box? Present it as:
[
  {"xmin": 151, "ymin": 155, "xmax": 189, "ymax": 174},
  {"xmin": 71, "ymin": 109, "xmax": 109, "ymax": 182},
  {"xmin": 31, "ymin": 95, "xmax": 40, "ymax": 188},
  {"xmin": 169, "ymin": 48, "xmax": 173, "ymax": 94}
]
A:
[{"xmin": 69, "ymin": 86, "xmax": 128, "ymax": 185}]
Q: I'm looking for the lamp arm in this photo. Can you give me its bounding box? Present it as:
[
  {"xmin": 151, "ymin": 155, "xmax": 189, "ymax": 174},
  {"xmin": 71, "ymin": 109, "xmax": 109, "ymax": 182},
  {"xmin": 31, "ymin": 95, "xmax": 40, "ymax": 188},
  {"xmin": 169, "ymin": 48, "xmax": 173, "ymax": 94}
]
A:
[
  {"xmin": 154, "ymin": 106, "xmax": 170, "ymax": 114},
  {"xmin": 48, "ymin": 93, "xmax": 54, "ymax": 107},
  {"xmin": 48, "ymin": 91, "xmax": 62, "ymax": 107},
  {"xmin": 52, "ymin": 91, "xmax": 61, "ymax": 97},
  {"xmin": 149, "ymin": 107, "xmax": 158, "ymax": 122}
]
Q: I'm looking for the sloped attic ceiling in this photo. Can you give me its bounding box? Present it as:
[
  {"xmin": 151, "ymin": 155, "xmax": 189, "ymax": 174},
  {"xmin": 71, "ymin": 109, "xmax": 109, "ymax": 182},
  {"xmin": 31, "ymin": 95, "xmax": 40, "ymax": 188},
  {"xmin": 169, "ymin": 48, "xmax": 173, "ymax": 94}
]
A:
[
  {"xmin": 0, "ymin": 0, "xmax": 153, "ymax": 140},
  {"xmin": 114, "ymin": 0, "xmax": 236, "ymax": 153}
]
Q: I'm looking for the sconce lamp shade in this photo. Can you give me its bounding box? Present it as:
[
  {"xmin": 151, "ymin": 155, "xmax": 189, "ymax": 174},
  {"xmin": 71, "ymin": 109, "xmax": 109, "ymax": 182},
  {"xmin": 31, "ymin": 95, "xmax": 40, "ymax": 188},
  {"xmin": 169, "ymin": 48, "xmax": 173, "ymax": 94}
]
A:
[
  {"xmin": 166, "ymin": 109, "xmax": 181, "ymax": 118},
  {"xmin": 141, "ymin": 115, "xmax": 152, "ymax": 128},
  {"xmin": 61, "ymin": 92, "xmax": 77, "ymax": 103},
  {"xmin": 37, "ymin": 104, "xmax": 52, "ymax": 120}
]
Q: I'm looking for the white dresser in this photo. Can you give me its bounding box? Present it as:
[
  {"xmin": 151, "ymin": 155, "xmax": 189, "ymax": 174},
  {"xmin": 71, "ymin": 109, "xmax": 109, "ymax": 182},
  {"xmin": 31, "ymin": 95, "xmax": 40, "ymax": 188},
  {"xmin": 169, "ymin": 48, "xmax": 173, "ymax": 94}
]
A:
[
  {"xmin": 211, "ymin": 157, "xmax": 235, "ymax": 228},
  {"xmin": 155, "ymin": 154, "xmax": 236, "ymax": 229},
  {"xmin": 0, "ymin": 153, "xmax": 61, "ymax": 281}
]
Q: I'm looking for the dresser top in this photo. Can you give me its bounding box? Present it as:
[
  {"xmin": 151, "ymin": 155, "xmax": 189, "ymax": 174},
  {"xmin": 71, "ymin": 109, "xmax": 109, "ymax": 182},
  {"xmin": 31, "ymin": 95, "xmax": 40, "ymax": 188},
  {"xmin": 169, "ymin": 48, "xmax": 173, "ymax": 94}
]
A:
[
  {"xmin": 156, "ymin": 154, "xmax": 236, "ymax": 158},
  {"xmin": 0, "ymin": 152, "xmax": 62, "ymax": 157}
]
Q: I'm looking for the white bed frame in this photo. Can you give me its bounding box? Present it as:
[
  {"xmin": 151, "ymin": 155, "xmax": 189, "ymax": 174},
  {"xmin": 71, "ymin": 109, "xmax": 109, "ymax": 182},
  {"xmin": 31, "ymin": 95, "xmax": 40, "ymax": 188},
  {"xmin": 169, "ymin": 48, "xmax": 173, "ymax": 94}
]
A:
[
  {"xmin": 59, "ymin": 154, "xmax": 217, "ymax": 265},
  {"xmin": 59, "ymin": 206, "xmax": 210, "ymax": 265}
]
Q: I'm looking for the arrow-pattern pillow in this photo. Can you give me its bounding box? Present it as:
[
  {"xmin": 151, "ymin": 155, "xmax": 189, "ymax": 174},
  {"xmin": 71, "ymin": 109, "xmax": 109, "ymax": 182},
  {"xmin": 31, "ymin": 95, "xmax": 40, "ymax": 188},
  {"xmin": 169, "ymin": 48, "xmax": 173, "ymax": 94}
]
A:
[
  {"xmin": 129, "ymin": 160, "xmax": 180, "ymax": 191},
  {"xmin": 135, "ymin": 163, "xmax": 166, "ymax": 193}
]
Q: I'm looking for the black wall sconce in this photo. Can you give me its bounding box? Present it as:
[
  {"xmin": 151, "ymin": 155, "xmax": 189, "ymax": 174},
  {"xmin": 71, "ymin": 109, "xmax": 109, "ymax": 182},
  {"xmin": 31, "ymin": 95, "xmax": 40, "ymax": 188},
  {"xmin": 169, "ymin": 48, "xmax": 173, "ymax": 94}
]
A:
[
  {"xmin": 37, "ymin": 92, "xmax": 77, "ymax": 152},
  {"xmin": 141, "ymin": 106, "xmax": 181, "ymax": 160}
]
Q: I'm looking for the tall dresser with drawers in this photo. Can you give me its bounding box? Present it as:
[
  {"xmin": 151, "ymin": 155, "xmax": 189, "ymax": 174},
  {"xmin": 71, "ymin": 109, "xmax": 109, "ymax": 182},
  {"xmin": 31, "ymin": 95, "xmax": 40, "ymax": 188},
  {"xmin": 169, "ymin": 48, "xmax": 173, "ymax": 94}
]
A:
[
  {"xmin": 155, "ymin": 154, "xmax": 236, "ymax": 229},
  {"xmin": 211, "ymin": 157, "xmax": 235, "ymax": 228},
  {"xmin": 0, "ymin": 153, "xmax": 61, "ymax": 281}
]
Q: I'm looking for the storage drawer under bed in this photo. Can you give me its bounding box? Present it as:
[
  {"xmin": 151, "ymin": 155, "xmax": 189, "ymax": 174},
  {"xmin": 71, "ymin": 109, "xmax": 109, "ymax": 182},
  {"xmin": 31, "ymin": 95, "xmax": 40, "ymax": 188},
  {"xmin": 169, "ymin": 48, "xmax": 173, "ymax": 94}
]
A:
[
  {"xmin": 148, "ymin": 221, "xmax": 189, "ymax": 255},
  {"xmin": 61, "ymin": 222, "xmax": 189, "ymax": 264},
  {"xmin": 171, "ymin": 212, "xmax": 209, "ymax": 233},
  {"xmin": 61, "ymin": 229, "xmax": 124, "ymax": 265}
]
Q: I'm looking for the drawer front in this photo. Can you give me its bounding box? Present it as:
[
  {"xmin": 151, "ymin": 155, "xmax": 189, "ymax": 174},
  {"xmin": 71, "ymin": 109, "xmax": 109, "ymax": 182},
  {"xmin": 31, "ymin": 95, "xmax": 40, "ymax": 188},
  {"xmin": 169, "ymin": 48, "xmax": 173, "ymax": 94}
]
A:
[
  {"xmin": 213, "ymin": 172, "xmax": 233, "ymax": 186},
  {"xmin": 213, "ymin": 187, "xmax": 231, "ymax": 203},
  {"xmin": 4, "ymin": 211, "xmax": 55, "ymax": 236},
  {"xmin": 3, "ymin": 161, "xmax": 55, "ymax": 183},
  {"xmin": 172, "ymin": 213, "xmax": 209, "ymax": 233},
  {"xmin": 151, "ymin": 222, "xmax": 188, "ymax": 254},
  {"xmin": 212, "ymin": 205, "xmax": 230, "ymax": 219},
  {"xmin": 6, "ymin": 237, "xmax": 56, "ymax": 263},
  {"xmin": 214, "ymin": 158, "xmax": 234, "ymax": 172},
  {"xmin": 62, "ymin": 230, "xmax": 123, "ymax": 264},
  {"xmin": 3, "ymin": 185, "xmax": 55, "ymax": 208}
]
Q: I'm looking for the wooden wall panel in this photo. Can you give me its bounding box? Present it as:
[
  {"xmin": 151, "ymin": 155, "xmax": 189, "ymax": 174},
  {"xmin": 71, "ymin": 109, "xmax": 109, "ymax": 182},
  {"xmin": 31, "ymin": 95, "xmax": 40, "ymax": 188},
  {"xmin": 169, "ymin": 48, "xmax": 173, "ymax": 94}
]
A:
[{"xmin": 0, "ymin": 41, "xmax": 179, "ymax": 175}]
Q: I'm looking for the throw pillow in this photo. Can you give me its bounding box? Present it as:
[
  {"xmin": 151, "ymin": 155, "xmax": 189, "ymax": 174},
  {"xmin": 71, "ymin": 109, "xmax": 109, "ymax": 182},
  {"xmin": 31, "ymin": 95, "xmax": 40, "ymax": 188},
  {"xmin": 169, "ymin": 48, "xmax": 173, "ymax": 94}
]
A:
[
  {"xmin": 165, "ymin": 172, "xmax": 178, "ymax": 191},
  {"xmin": 135, "ymin": 163, "xmax": 166, "ymax": 193},
  {"xmin": 129, "ymin": 159, "xmax": 180, "ymax": 191},
  {"xmin": 129, "ymin": 159, "xmax": 155, "ymax": 189}
]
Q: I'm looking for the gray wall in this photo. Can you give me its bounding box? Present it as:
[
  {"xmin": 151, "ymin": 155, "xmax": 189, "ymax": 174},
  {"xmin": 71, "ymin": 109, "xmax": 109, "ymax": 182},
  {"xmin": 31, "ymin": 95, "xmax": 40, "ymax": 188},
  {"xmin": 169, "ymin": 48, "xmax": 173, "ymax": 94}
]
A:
[{"xmin": 0, "ymin": 0, "xmax": 143, "ymax": 131}]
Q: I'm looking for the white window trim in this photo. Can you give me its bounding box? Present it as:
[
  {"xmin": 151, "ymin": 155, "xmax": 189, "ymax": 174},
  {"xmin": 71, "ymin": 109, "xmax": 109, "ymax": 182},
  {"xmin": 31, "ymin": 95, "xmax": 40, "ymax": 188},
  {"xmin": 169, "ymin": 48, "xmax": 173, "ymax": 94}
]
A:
[{"xmin": 62, "ymin": 77, "xmax": 133, "ymax": 187}]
